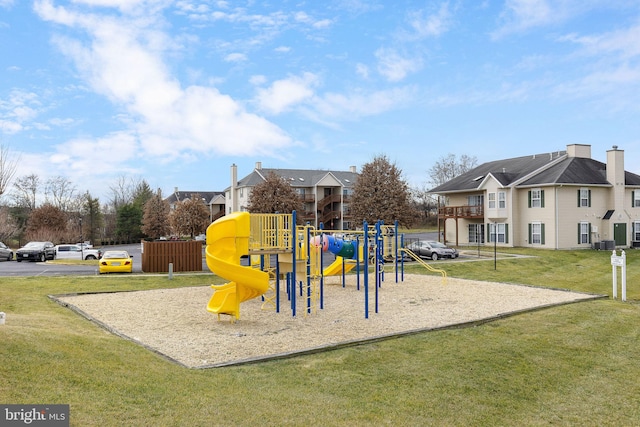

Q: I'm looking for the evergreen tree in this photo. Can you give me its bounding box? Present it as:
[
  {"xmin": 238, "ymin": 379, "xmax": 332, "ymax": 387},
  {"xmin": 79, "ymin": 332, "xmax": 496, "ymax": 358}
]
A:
[
  {"xmin": 82, "ymin": 192, "xmax": 103, "ymax": 244},
  {"xmin": 115, "ymin": 203, "xmax": 143, "ymax": 242}
]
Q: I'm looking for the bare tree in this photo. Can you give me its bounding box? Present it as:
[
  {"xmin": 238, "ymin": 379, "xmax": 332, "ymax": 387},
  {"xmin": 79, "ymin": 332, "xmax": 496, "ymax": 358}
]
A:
[
  {"xmin": 169, "ymin": 194, "xmax": 210, "ymax": 238},
  {"xmin": 108, "ymin": 175, "xmax": 148, "ymax": 210},
  {"xmin": 0, "ymin": 143, "xmax": 19, "ymax": 198},
  {"xmin": 0, "ymin": 206, "xmax": 20, "ymax": 241},
  {"xmin": 12, "ymin": 174, "xmax": 40, "ymax": 210},
  {"xmin": 246, "ymin": 172, "xmax": 303, "ymax": 215},
  {"xmin": 427, "ymin": 153, "xmax": 478, "ymax": 188},
  {"xmin": 45, "ymin": 176, "xmax": 77, "ymax": 212},
  {"xmin": 411, "ymin": 184, "xmax": 439, "ymax": 226},
  {"xmin": 351, "ymin": 155, "xmax": 417, "ymax": 227},
  {"xmin": 141, "ymin": 189, "xmax": 171, "ymax": 239}
]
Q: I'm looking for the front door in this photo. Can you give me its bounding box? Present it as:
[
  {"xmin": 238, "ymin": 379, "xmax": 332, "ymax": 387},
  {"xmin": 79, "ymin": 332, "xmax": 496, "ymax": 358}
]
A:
[{"xmin": 614, "ymin": 223, "xmax": 627, "ymax": 246}]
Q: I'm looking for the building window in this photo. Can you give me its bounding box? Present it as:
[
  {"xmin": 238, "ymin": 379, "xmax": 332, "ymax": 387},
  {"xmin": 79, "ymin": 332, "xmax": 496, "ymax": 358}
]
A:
[
  {"xmin": 468, "ymin": 224, "xmax": 485, "ymax": 244},
  {"xmin": 498, "ymin": 192, "xmax": 506, "ymax": 209},
  {"xmin": 488, "ymin": 223, "xmax": 507, "ymax": 243},
  {"xmin": 468, "ymin": 194, "xmax": 484, "ymax": 206},
  {"xmin": 634, "ymin": 222, "xmax": 640, "ymax": 241},
  {"xmin": 529, "ymin": 222, "xmax": 544, "ymax": 244},
  {"xmin": 578, "ymin": 188, "xmax": 591, "ymax": 207},
  {"xmin": 529, "ymin": 189, "xmax": 544, "ymax": 208},
  {"xmin": 488, "ymin": 193, "xmax": 496, "ymax": 209},
  {"xmin": 578, "ymin": 222, "xmax": 591, "ymax": 244},
  {"xmin": 633, "ymin": 191, "xmax": 640, "ymax": 208}
]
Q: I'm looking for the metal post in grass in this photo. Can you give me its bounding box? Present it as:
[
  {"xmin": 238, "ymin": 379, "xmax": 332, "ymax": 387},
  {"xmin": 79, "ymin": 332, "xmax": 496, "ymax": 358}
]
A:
[{"xmin": 494, "ymin": 221, "xmax": 497, "ymax": 271}]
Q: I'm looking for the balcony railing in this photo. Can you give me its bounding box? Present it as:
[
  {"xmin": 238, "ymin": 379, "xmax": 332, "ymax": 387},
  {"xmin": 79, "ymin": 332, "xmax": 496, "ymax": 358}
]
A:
[
  {"xmin": 318, "ymin": 194, "xmax": 351, "ymax": 211},
  {"xmin": 298, "ymin": 194, "xmax": 315, "ymax": 202},
  {"xmin": 438, "ymin": 205, "xmax": 484, "ymax": 218}
]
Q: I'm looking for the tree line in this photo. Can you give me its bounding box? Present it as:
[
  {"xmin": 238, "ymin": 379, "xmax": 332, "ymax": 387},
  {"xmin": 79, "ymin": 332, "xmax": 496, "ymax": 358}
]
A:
[{"xmin": 1, "ymin": 143, "xmax": 476, "ymax": 246}]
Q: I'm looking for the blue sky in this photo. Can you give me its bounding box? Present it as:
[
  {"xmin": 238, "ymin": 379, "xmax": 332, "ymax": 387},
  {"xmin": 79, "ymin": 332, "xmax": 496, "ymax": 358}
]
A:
[{"xmin": 1, "ymin": 1, "xmax": 640, "ymax": 204}]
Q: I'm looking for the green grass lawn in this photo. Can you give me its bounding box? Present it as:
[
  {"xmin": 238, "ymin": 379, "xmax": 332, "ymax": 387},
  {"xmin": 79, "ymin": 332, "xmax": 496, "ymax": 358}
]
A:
[{"xmin": 1, "ymin": 249, "xmax": 640, "ymax": 426}]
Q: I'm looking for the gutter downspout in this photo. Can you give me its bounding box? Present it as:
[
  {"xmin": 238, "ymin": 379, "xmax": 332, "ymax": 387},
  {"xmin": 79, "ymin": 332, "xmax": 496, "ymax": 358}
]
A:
[{"xmin": 555, "ymin": 186, "xmax": 560, "ymax": 249}]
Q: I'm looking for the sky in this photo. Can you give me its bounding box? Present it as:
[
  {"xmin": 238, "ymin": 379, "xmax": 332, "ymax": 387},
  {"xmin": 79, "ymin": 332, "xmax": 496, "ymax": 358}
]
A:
[{"xmin": 1, "ymin": 0, "xmax": 640, "ymax": 204}]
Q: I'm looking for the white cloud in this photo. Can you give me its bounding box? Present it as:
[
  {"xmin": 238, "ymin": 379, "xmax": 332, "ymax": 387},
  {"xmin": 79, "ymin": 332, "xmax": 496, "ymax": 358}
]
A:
[
  {"xmin": 0, "ymin": 119, "xmax": 22, "ymax": 134},
  {"xmin": 50, "ymin": 131, "xmax": 139, "ymax": 175},
  {"xmin": 34, "ymin": 0, "xmax": 294, "ymax": 161},
  {"xmin": 255, "ymin": 72, "xmax": 319, "ymax": 115},
  {"xmin": 560, "ymin": 24, "xmax": 640, "ymax": 59},
  {"xmin": 550, "ymin": 22, "xmax": 640, "ymax": 109},
  {"xmin": 492, "ymin": 0, "xmax": 558, "ymax": 38},
  {"xmin": 355, "ymin": 63, "xmax": 369, "ymax": 79},
  {"xmin": 375, "ymin": 48, "xmax": 422, "ymax": 82},
  {"xmin": 311, "ymin": 87, "xmax": 414, "ymax": 120},
  {"xmin": 0, "ymin": 90, "xmax": 41, "ymax": 134},
  {"xmin": 224, "ymin": 52, "xmax": 247, "ymax": 62},
  {"xmin": 407, "ymin": 2, "xmax": 453, "ymax": 39}
]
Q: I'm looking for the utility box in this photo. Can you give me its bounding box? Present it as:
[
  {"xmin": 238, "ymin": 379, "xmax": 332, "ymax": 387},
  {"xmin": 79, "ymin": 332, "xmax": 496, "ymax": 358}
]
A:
[{"xmin": 141, "ymin": 240, "xmax": 204, "ymax": 273}]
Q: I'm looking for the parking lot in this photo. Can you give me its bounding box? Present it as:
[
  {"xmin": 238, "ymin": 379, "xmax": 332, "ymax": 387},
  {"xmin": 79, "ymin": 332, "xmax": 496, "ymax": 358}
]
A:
[
  {"xmin": 0, "ymin": 244, "xmax": 151, "ymax": 277},
  {"xmin": 0, "ymin": 232, "xmax": 442, "ymax": 277}
]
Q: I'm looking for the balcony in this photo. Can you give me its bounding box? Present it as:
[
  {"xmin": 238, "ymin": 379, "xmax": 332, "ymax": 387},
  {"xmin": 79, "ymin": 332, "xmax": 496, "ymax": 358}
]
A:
[
  {"xmin": 438, "ymin": 205, "xmax": 484, "ymax": 219},
  {"xmin": 298, "ymin": 194, "xmax": 315, "ymax": 202},
  {"xmin": 318, "ymin": 194, "xmax": 351, "ymax": 211}
]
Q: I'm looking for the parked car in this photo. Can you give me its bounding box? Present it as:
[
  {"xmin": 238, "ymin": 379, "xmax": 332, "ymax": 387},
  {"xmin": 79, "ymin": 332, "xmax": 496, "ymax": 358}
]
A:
[
  {"xmin": 15, "ymin": 241, "xmax": 56, "ymax": 262},
  {"xmin": 0, "ymin": 242, "xmax": 13, "ymax": 261},
  {"xmin": 406, "ymin": 241, "xmax": 459, "ymax": 260},
  {"xmin": 99, "ymin": 250, "xmax": 133, "ymax": 274},
  {"xmin": 55, "ymin": 244, "xmax": 102, "ymax": 260}
]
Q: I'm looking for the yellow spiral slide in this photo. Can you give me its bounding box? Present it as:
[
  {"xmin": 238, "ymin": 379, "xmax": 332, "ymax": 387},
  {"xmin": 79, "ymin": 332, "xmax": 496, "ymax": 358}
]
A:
[{"xmin": 205, "ymin": 212, "xmax": 269, "ymax": 320}]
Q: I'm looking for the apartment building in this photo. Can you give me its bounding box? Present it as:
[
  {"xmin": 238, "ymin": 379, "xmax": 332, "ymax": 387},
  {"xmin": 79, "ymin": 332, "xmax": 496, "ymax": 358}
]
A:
[{"xmin": 429, "ymin": 144, "xmax": 640, "ymax": 249}]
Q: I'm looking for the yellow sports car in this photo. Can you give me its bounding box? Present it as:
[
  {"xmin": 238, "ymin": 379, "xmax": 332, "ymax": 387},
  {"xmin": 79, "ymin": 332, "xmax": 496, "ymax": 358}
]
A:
[{"xmin": 99, "ymin": 250, "xmax": 133, "ymax": 274}]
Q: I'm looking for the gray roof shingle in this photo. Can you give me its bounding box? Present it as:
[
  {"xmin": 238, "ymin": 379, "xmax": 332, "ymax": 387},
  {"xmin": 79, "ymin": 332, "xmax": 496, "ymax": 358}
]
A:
[{"xmin": 430, "ymin": 150, "xmax": 640, "ymax": 193}]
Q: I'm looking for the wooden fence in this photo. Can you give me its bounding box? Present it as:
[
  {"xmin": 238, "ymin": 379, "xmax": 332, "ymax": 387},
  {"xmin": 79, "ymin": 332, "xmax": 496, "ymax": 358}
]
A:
[{"xmin": 141, "ymin": 240, "xmax": 204, "ymax": 273}]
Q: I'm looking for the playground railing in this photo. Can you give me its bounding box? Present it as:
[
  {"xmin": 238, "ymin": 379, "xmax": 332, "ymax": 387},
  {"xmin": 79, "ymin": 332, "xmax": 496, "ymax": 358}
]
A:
[
  {"xmin": 249, "ymin": 213, "xmax": 294, "ymax": 252},
  {"xmin": 400, "ymin": 248, "xmax": 448, "ymax": 285}
]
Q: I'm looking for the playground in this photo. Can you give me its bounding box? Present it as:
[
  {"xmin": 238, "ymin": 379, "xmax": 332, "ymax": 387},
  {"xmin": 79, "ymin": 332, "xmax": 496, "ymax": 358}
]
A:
[
  {"xmin": 57, "ymin": 273, "xmax": 598, "ymax": 368},
  {"xmin": 54, "ymin": 212, "xmax": 601, "ymax": 368}
]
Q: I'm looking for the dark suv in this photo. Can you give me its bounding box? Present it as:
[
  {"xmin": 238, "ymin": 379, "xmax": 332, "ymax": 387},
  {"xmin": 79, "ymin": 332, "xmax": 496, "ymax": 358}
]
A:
[{"xmin": 16, "ymin": 241, "xmax": 56, "ymax": 262}]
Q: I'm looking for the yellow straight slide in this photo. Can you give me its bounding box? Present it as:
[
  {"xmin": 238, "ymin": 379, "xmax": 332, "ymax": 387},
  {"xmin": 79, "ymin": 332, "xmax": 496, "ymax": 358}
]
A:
[
  {"xmin": 323, "ymin": 257, "xmax": 356, "ymax": 276},
  {"xmin": 205, "ymin": 212, "xmax": 269, "ymax": 320}
]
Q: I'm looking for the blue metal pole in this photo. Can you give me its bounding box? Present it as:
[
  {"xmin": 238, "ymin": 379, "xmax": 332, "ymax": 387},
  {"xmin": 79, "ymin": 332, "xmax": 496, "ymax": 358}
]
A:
[
  {"xmin": 291, "ymin": 211, "xmax": 297, "ymax": 317},
  {"xmin": 319, "ymin": 223, "xmax": 324, "ymax": 310},
  {"xmin": 276, "ymin": 254, "xmax": 280, "ymax": 313},
  {"xmin": 363, "ymin": 220, "xmax": 369, "ymax": 319}
]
